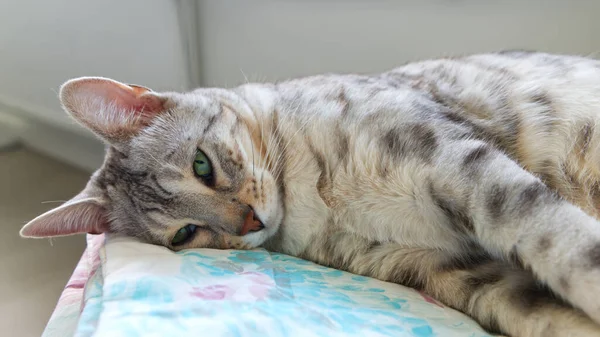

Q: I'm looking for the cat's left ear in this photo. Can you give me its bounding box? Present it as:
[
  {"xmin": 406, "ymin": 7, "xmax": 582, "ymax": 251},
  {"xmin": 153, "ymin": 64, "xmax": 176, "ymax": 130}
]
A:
[
  {"xmin": 20, "ymin": 180, "xmax": 110, "ymax": 238},
  {"xmin": 59, "ymin": 77, "xmax": 168, "ymax": 143}
]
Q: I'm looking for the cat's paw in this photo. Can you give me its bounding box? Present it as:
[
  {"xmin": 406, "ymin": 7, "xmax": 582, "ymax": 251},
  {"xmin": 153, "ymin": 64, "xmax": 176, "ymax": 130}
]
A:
[
  {"xmin": 528, "ymin": 308, "xmax": 600, "ymax": 337},
  {"xmin": 543, "ymin": 318, "xmax": 600, "ymax": 337},
  {"xmin": 556, "ymin": 267, "xmax": 600, "ymax": 326}
]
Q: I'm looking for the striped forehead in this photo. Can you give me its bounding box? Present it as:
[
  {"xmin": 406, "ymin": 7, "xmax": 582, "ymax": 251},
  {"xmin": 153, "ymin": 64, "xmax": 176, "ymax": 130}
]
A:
[{"xmin": 131, "ymin": 103, "xmax": 244, "ymax": 171}]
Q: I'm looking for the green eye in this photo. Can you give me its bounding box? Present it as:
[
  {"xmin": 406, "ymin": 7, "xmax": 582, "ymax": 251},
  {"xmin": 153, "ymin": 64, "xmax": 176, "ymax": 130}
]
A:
[
  {"xmin": 171, "ymin": 224, "xmax": 197, "ymax": 246},
  {"xmin": 193, "ymin": 150, "xmax": 213, "ymax": 180}
]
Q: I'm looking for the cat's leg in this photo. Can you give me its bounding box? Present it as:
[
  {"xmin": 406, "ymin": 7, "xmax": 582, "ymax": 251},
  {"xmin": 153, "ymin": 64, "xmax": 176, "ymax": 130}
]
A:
[
  {"xmin": 431, "ymin": 139, "xmax": 600, "ymax": 326},
  {"xmin": 303, "ymin": 233, "xmax": 600, "ymax": 336}
]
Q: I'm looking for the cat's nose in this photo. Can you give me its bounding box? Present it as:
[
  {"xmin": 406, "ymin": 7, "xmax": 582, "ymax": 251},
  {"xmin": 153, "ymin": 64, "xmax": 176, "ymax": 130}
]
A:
[{"xmin": 240, "ymin": 207, "xmax": 265, "ymax": 236}]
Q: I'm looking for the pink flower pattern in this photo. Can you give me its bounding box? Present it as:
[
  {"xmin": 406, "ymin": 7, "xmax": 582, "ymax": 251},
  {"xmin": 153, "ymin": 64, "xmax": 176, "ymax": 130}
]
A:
[
  {"xmin": 190, "ymin": 285, "xmax": 235, "ymax": 300},
  {"xmin": 188, "ymin": 271, "xmax": 275, "ymax": 300}
]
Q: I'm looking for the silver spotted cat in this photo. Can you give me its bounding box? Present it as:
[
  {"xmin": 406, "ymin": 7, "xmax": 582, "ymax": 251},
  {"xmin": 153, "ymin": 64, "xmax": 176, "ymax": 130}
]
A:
[{"xmin": 21, "ymin": 51, "xmax": 600, "ymax": 336}]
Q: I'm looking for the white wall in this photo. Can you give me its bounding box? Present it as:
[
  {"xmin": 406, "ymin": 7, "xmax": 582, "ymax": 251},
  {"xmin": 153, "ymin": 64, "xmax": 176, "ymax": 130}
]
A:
[
  {"xmin": 0, "ymin": 0, "xmax": 188, "ymax": 135},
  {"xmin": 197, "ymin": 0, "xmax": 600, "ymax": 87},
  {"xmin": 2, "ymin": 0, "xmax": 600, "ymax": 171}
]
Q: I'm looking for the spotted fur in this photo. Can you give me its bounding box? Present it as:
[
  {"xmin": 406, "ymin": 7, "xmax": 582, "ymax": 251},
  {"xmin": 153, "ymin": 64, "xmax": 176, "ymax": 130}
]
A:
[{"xmin": 21, "ymin": 52, "xmax": 600, "ymax": 336}]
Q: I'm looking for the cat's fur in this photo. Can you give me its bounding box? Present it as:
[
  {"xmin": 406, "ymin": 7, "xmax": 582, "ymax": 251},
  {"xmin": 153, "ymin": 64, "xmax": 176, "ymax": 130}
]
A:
[{"xmin": 21, "ymin": 51, "xmax": 600, "ymax": 336}]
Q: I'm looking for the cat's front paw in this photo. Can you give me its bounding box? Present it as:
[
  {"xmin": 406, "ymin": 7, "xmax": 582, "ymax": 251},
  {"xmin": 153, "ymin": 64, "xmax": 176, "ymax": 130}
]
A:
[
  {"xmin": 551, "ymin": 257, "xmax": 600, "ymax": 327},
  {"xmin": 520, "ymin": 305, "xmax": 600, "ymax": 337},
  {"xmin": 540, "ymin": 314, "xmax": 600, "ymax": 337}
]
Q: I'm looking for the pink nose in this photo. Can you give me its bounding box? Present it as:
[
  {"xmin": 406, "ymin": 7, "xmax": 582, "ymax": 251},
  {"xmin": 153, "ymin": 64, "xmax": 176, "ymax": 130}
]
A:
[{"xmin": 240, "ymin": 209, "xmax": 264, "ymax": 236}]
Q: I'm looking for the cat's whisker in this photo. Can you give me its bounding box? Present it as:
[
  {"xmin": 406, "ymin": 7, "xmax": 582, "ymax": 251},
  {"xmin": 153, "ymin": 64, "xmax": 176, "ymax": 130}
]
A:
[
  {"xmin": 257, "ymin": 110, "xmax": 266, "ymax": 175},
  {"xmin": 144, "ymin": 150, "xmax": 163, "ymax": 167},
  {"xmin": 261, "ymin": 115, "xmax": 271, "ymax": 172},
  {"xmin": 277, "ymin": 106, "xmax": 320, "ymax": 166},
  {"xmin": 239, "ymin": 68, "xmax": 250, "ymax": 85},
  {"xmin": 249, "ymin": 131, "xmax": 255, "ymax": 176},
  {"xmin": 264, "ymin": 98, "xmax": 300, "ymax": 172},
  {"xmin": 266, "ymin": 111, "xmax": 286, "ymax": 173},
  {"xmin": 256, "ymin": 108, "xmax": 281, "ymax": 185},
  {"xmin": 41, "ymin": 200, "xmax": 68, "ymax": 204},
  {"xmin": 273, "ymin": 148, "xmax": 289, "ymax": 183},
  {"xmin": 268, "ymin": 121, "xmax": 288, "ymax": 177},
  {"xmin": 264, "ymin": 108, "xmax": 279, "ymax": 172},
  {"xmin": 272, "ymin": 104, "xmax": 321, "ymax": 182},
  {"xmin": 267, "ymin": 101, "xmax": 302, "ymax": 178},
  {"xmin": 260, "ymin": 106, "xmax": 280, "ymax": 174},
  {"xmin": 241, "ymin": 114, "xmax": 256, "ymax": 176}
]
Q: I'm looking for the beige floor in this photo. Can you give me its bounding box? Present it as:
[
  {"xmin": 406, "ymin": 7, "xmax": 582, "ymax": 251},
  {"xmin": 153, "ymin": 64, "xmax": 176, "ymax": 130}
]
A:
[{"xmin": 0, "ymin": 146, "xmax": 89, "ymax": 337}]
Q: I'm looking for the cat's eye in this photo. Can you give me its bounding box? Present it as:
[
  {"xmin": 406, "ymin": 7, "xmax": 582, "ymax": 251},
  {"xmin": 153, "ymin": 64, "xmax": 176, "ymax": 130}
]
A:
[
  {"xmin": 193, "ymin": 150, "xmax": 214, "ymax": 184},
  {"xmin": 171, "ymin": 224, "xmax": 198, "ymax": 246}
]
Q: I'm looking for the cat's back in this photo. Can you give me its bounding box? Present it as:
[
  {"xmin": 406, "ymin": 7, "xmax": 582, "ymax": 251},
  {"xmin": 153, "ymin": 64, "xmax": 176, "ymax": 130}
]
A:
[
  {"xmin": 272, "ymin": 51, "xmax": 600, "ymax": 156},
  {"xmin": 274, "ymin": 51, "xmax": 600, "ymax": 125},
  {"xmin": 392, "ymin": 51, "xmax": 600, "ymax": 117},
  {"xmin": 267, "ymin": 51, "xmax": 600, "ymax": 220},
  {"xmin": 396, "ymin": 50, "xmax": 599, "ymax": 84}
]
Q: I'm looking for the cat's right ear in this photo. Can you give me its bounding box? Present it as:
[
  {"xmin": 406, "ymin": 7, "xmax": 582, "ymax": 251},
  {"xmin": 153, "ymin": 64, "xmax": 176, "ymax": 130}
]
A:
[
  {"xmin": 59, "ymin": 77, "xmax": 168, "ymax": 143},
  {"xmin": 20, "ymin": 183, "xmax": 109, "ymax": 238}
]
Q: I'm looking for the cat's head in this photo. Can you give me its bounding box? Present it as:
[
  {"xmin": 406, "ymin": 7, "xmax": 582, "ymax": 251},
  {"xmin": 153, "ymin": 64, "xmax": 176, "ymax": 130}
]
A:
[{"xmin": 20, "ymin": 77, "xmax": 284, "ymax": 250}]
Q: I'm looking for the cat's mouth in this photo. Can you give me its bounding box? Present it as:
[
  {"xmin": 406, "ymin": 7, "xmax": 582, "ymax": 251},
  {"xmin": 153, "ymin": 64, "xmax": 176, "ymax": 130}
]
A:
[{"xmin": 240, "ymin": 208, "xmax": 265, "ymax": 236}]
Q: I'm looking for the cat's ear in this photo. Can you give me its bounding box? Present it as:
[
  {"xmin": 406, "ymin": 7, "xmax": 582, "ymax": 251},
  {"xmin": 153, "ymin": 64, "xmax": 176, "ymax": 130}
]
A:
[
  {"xmin": 59, "ymin": 77, "xmax": 167, "ymax": 142},
  {"xmin": 20, "ymin": 187, "xmax": 109, "ymax": 238}
]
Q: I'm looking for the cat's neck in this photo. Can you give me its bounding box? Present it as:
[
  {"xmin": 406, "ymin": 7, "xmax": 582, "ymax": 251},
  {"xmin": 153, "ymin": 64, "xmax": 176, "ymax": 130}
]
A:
[
  {"xmin": 243, "ymin": 85, "xmax": 342, "ymax": 254},
  {"xmin": 240, "ymin": 83, "xmax": 339, "ymax": 184}
]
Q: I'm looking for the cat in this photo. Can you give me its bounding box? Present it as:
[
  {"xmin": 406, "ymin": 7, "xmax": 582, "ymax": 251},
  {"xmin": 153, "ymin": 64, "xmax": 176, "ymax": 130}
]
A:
[{"xmin": 20, "ymin": 51, "xmax": 600, "ymax": 336}]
